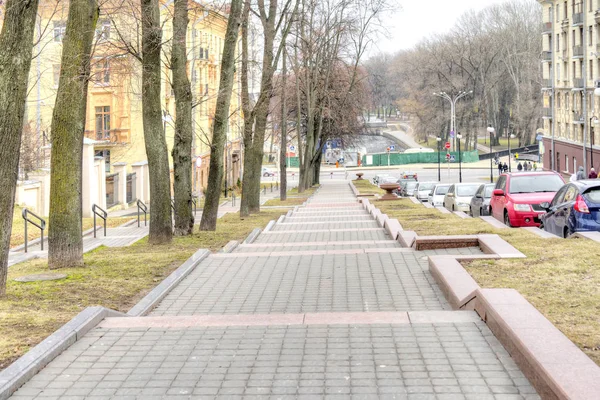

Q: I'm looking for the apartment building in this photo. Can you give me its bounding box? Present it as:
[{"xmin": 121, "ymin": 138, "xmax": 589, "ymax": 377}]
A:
[
  {"xmin": 22, "ymin": 0, "xmax": 242, "ymax": 204},
  {"xmin": 539, "ymin": 0, "xmax": 600, "ymax": 174}
]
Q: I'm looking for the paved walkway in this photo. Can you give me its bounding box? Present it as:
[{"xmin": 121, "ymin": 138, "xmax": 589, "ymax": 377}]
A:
[
  {"xmin": 10, "ymin": 181, "xmax": 539, "ymax": 399},
  {"xmin": 8, "ymin": 222, "xmax": 149, "ymax": 267}
]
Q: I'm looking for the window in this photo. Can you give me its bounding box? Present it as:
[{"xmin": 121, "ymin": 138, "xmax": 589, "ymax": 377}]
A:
[
  {"xmin": 94, "ymin": 59, "xmax": 110, "ymax": 85},
  {"xmin": 557, "ymin": 62, "xmax": 561, "ymax": 80},
  {"xmin": 508, "ymin": 175, "xmax": 564, "ymax": 194},
  {"xmin": 589, "ymin": 26, "xmax": 593, "ymax": 47},
  {"xmin": 557, "ymin": 152, "xmax": 561, "ymax": 171},
  {"xmin": 96, "ymin": 20, "xmax": 111, "ymax": 41},
  {"xmin": 52, "ymin": 64, "xmax": 60, "ymax": 87},
  {"xmin": 566, "ymin": 155, "xmax": 570, "ymax": 172},
  {"xmin": 590, "ymin": 59, "xmax": 594, "ymax": 80},
  {"xmin": 573, "ymin": 157, "xmax": 577, "ymax": 172},
  {"xmin": 551, "ymin": 185, "xmax": 569, "ymax": 207},
  {"xmin": 95, "ymin": 150, "xmax": 111, "ymax": 173},
  {"xmin": 95, "ymin": 106, "xmax": 110, "ymax": 140},
  {"xmin": 557, "ymin": 34, "xmax": 560, "ymax": 51},
  {"xmin": 53, "ymin": 21, "xmax": 66, "ymax": 42}
]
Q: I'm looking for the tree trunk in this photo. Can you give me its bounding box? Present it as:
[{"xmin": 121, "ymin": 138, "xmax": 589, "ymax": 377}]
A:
[
  {"xmin": 48, "ymin": 0, "xmax": 99, "ymax": 269},
  {"xmin": 141, "ymin": 0, "xmax": 172, "ymax": 244},
  {"xmin": 0, "ymin": 0, "xmax": 40, "ymax": 295},
  {"xmin": 279, "ymin": 46, "xmax": 287, "ymax": 201},
  {"xmin": 199, "ymin": 0, "xmax": 243, "ymax": 230},
  {"xmin": 171, "ymin": 0, "xmax": 194, "ymax": 236}
]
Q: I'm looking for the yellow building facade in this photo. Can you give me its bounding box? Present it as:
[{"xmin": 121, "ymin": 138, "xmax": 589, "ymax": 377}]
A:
[{"xmin": 23, "ymin": 0, "xmax": 243, "ymax": 198}]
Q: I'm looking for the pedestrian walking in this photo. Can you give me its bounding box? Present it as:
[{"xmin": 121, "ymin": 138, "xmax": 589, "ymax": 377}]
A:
[
  {"xmin": 533, "ymin": 162, "xmax": 538, "ymax": 171},
  {"xmin": 528, "ymin": 162, "xmax": 533, "ymax": 171},
  {"xmin": 589, "ymin": 167, "xmax": 598, "ymax": 179},
  {"xmin": 503, "ymin": 163, "xmax": 509, "ymax": 173},
  {"xmin": 498, "ymin": 162, "xmax": 503, "ymax": 175},
  {"xmin": 517, "ymin": 162, "xmax": 523, "ymax": 172},
  {"xmin": 576, "ymin": 166, "xmax": 585, "ymax": 180},
  {"xmin": 523, "ymin": 162, "xmax": 528, "ymax": 171}
]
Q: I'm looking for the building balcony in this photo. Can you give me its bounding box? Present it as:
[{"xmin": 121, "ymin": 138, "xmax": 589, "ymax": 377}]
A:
[
  {"xmin": 573, "ymin": 45, "xmax": 584, "ymax": 58},
  {"xmin": 595, "ymin": 9, "xmax": 600, "ymax": 24},
  {"xmin": 573, "ymin": 12, "xmax": 584, "ymax": 26},
  {"xmin": 573, "ymin": 112, "xmax": 585, "ymax": 123},
  {"xmin": 542, "ymin": 51, "xmax": 552, "ymax": 61},
  {"xmin": 562, "ymin": 49, "xmax": 568, "ymax": 59},
  {"xmin": 542, "ymin": 107, "xmax": 552, "ymax": 118},
  {"xmin": 542, "ymin": 21, "xmax": 553, "ymax": 33},
  {"xmin": 573, "ymin": 77, "xmax": 585, "ymax": 88},
  {"xmin": 542, "ymin": 78, "xmax": 553, "ymax": 89}
]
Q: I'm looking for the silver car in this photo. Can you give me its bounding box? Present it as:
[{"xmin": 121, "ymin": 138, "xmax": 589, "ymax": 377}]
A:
[
  {"xmin": 443, "ymin": 183, "xmax": 481, "ymax": 212},
  {"xmin": 469, "ymin": 183, "xmax": 495, "ymax": 217},
  {"xmin": 428, "ymin": 184, "xmax": 451, "ymax": 207},
  {"xmin": 414, "ymin": 182, "xmax": 436, "ymax": 202}
]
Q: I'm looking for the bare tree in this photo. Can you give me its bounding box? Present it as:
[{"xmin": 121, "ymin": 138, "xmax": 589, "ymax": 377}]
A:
[
  {"xmin": 141, "ymin": 0, "xmax": 172, "ymax": 243},
  {"xmin": 199, "ymin": 0, "xmax": 243, "ymax": 230},
  {"xmin": 171, "ymin": 0, "xmax": 194, "ymax": 235},
  {"xmin": 0, "ymin": 0, "xmax": 41, "ymax": 295},
  {"xmin": 239, "ymin": 0, "xmax": 297, "ymax": 217},
  {"xmin": 47, "ymin": 0, "xmax": 99, "ymax": 269}
]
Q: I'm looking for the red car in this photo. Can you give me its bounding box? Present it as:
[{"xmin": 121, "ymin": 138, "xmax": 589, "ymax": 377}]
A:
[{"xmin": 490, "ymin": 171, "xmax": 565, "ymax": 227}]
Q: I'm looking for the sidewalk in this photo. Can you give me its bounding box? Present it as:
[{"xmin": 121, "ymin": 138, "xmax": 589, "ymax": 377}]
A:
[{"xmin": 8, "ymin": 180, "xmax": 539, "ymax": 399}]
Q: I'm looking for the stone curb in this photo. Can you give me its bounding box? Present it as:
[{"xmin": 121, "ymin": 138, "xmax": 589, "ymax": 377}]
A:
[
  {"xmin": 435, "ymin": 206, "xmax": 451, "ymax": 214},
  {"xmin": 0, "ymin": 306, "xmax": 124, "ymax": 400},
  {"xmin": 398, "ymin": 231, "xmax": 417, "ymax": 248},
  {"xmin": 383, "ymin": 219, "xmax": 402, "ymax": 240},
  {"xmin": 453, "ymin": 211, "xmax": 470, "ymax": 219},
  {"xmin": 473, "ymin": 288, "xmax": 600, "ymax": 400},
  {"xmin": 127, "ymin": 248, "xmax": 210, "ymax": 317},
  {"xmin": 276, "ymin": 215, "xmax": 285, "ymax": 225},
  {"xmin": 218, "ymin": 240, "xmax": 239, "ymax": 253},
  {"xmin": 522, "ymin": 226, "xmax": 556, "ymax": 239},
  {"xmin": 243, "ymin": 228, "xmax": 262, "ymax": 244},
  {"xmin": 263, "ymin": 220, "xmax": 276, "ymax": 233}
]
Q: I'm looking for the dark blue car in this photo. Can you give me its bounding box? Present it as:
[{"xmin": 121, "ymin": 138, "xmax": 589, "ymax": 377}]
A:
[{"xmin": 540, "ymin": 180, "xmax": 600, "ymax": 238}]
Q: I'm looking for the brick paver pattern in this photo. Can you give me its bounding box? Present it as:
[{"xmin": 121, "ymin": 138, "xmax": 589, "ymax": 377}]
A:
[{"xmin": 10, "ymin": 181, "xmax": 539, "ymax": 399}]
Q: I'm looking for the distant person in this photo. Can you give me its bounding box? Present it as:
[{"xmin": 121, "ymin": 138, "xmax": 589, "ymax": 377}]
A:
[
  {"xmin": 577, "ymin": 166, "xmax": 586, "ymax": 180},
  {"xmin": 503, "ymin": 163, "xmax": 509, "ymax": 173},
  {"xmin": 590, "ymin": 168, "xmax": 598, "ymax": 179},
  {"xmin": 523, "ymin": 162, "xmax": 529, "ymax": 171},
  {"xmin": 533, "ymin": 162, "xmax": 538, "ymax": 171},
  {"xmin": 517, "ymin": 162, "xmax": 523, "ymax": 172},
  {"xmin": 528, "ymin": 162, "xmax": 533, "ymax": 171},
  {"xmin": 498, "ymin": 162, "xmax": 503, "ymax": 175}
]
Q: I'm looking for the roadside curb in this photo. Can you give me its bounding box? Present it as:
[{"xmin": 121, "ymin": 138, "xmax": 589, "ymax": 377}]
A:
[
  {"xmin": 0, "ymin": 307, "xmax": 125, "ymax": 400},
  {"xmin": 219, "ymin": 241, "xmax": 239, "ymax": 253},
  {"xmin": 127, "ymin": 248, "xmax": 210, "ymax": 317},
  {"xmin": 243, "ymin": 228, "xmax": 262, "ymax": 244}
]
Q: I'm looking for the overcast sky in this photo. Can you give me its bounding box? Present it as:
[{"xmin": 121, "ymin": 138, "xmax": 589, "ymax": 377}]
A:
[{"xmin": 369, "ymin": 0, "xmax": 538, "ymax": 56}]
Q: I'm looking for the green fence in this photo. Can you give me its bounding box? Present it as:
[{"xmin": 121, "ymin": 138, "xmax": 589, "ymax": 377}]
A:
[
  {"xmin": 286, "ymin": 157, "xmax": 300, "ymax": 167},
  {"xmin": 362, "ymin": 150, "xmax": 479, "ymax": 167}
]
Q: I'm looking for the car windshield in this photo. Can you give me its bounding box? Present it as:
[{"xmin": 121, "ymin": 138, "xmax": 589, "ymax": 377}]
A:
[
  {"xmin": 484, "ymin": 185, "xmax": 495, "ymax": 198},
  {"xmin": 418, "ymin": 183, "xmax": 436, "ymax": 191},
  {"xmin": 509, "ymin": 175, "xmax": 564, "ymax": 194},
  {"xmin": 406, "ymin": 182, "xmax": 418, "ymax": 189},
  {"xmin": 456, "ymin": 185, "xmax": 480, "ymax": 197},
  {"xmin": 435, "ymin": 185, "xmax": 450, "ymax": 195},
  {"xmin": 583, "ymin": 187, "xmax": 600, "ymax": 203}
]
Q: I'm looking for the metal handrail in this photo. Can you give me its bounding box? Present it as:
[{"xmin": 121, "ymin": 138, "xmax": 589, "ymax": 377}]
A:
[
  {"xmin": 192, "ymin": 197, "xmax": 197, "ymax": 215},
  {"xmin": 137, "ymin": 199, "xmax": 147, "ymax": 227},
  {"xmin": 22, "ymin": 208, "xmax": 46, "ymax": 253},
  {"xmin": 92, "ymin": 204, "xmax": 107, "ymax": 238}
]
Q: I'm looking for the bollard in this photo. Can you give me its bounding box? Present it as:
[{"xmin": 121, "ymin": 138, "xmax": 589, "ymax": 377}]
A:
[{"xmin": 330, "ymin": 172, "xmax": 333, "ymax": 179}]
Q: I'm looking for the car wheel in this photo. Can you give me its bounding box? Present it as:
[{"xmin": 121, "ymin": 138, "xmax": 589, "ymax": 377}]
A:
[
  {"xmin": 538, "ymin": 220, "xmax": 544, "ymax": 230},
  {"xmin": 469, "ymin": 207, "xmax": 473, "ymax": 217},
  {"xmin": 263, "ymin": 172, "xmax": 269, "ymax": 177},
  {"xmin": 479, "ymin": 207, "xmax": 484, "ymax": 217},
  {"xmin": 563, "ymin": 227, "xmax": 572, "ymax": 238},
  {"xmin": 452, "ymin": 205, "xmax": 455, "ymax": 211},
  {"xmin": 504, "ymin": 210, "xmax": 512, "ymax": 227}
]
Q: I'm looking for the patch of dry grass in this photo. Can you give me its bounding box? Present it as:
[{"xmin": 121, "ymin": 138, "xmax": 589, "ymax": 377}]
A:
[
  {"xmin": 0, "ymin": 209, "xmax": 291, "ymax": 370},
  {"xmin": 379, "ymin": 199, "xmax": 600, "ymax": 365},
  {"xmin": 352, "ymin": 179, "xmax": 386, "ymax": 195},
  {"xmin": 10, "ymin": 206, "xmax": 131, "ymax": 249},
  {"xmin": 262, "ymin": 185, "xmax": 319, "ymax": 207}
]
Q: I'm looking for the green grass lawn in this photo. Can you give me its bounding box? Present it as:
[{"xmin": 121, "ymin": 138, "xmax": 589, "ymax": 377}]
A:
[
  {"xmin": 378, "ymin": 199, "xmax": 600, "ymax": 366},
  {"xmin": 11, "ymin": 206, "xmax": 131, "ymax": 249},
  {"xmin": 0, "ymin": 208, "xmax": 293, "ymax": 370},
  {"xmin": 477, "ymin": 137, "xmax": 510, "ymax": 150}
]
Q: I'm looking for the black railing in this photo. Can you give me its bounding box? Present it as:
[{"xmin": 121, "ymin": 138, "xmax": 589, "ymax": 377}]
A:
[
  {"xmin": 191, "ymin": 197, "xmax": 197, "ymax": 215},
  {"xmin": 22, "ymin": 208, "xmax": 46, "ymax": 253},
  {"xmin": 263, "ymin": 185, "xmax": 267, "ymax": 194},
  {"xmin": 92, "ymin": 204, "xmax": 107, "ymax": 238},
  {"xmin": 137, "ymin": 199, "xmax": 147, "ymax": 227}
]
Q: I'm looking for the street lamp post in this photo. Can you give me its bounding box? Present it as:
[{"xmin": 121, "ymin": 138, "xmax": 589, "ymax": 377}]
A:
[
  {"xmin": 507, "ymin": 133, "xmax": 515, "ymax": 172},
  {"xmin": 456, "ymin": 133, "xmax": 462, "ymax": 183},
  {"xmin": 436, "ymin": 137, "xmax": 442, "ymax": 181},
  {"xmin": 433, "ymin": 91, "xmax": 473, "ymax": 150},
  {"xmin": 591, "ymin": 117, "xmax": 598, "ymax": 171},
  {"xmin": 487, "ymin": 126, "xmax": 495, "ymax": 183}
]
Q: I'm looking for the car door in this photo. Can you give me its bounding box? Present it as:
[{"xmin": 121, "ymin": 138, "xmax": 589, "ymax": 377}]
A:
[
  {"xmin": 471, "ymin": 185, "xmax": 483, "ymax": 216},
  {"xmin": 544, "ymin": 185, "xmax": 569, "ymax": 235},
  {"xmin": 444, "ymin": 185, "xmax": 455, "ymax": 209},
  {"xmin": 492, "ymin": 176, "xmax": 507, "ymax": 220},
  {"xmin": 555, "ymin": 185, "xmax": 578, "ymax": 235}
]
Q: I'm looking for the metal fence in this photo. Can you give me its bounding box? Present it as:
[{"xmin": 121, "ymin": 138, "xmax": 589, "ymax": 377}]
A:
[
  {"xmin": 126, "ymin": 172, "xmax": 136, "ymax": 203},
  {"xmin": 106, "ymin": 173, "xmax": 118, "ymax": 208}
]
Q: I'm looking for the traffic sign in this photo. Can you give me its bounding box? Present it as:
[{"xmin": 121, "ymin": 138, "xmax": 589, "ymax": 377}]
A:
[
  {"xmin": 446, "ymin": 153, "xmax": 451, "ymax": 160},
  {"xmin": 450, "ymin": 155, "xmax": 456, "ymax": 162},
  {"xmin": 450, "ymin": 130, "xmax": 455, "ymax": 138},
  {"xmin": 444, "ymin": 142, "xmax": 451, "ymax": 149},
  {"xmin": 289, "ymin": 145, "xmax": 296, "ymax": 151},
  {"xmin": 390, "ymin": 145, "xmax": 395, "ymax": 151},
  {"xmin": 386, "ymin": 147, "xmax": 390, "ymax": 152}
]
